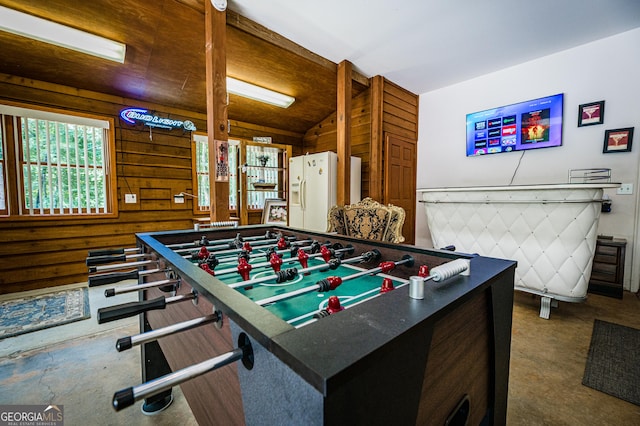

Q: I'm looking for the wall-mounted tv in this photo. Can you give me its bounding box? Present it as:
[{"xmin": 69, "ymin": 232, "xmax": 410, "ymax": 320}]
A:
[{"xmin": 466, "ymin": 93, "xmax": 564, "ymax": 156}]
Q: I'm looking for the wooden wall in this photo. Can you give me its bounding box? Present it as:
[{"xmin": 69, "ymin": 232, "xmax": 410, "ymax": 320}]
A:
[
  {"xmin": 229, "ymin": 120, "xmax": 304, "ymax": 155},
  {"xmin": 0, "ymin": 72, "xmax": 416, "ymax": 294},
  {"xmin": 302, "ymin": 77, "xmax": 419, "ymax": 203},
  {"xmin": 382, "ymin": 79, "xmax": 419, "ymax": 141},
  {"xmin": 303, "ymin": 90, "xmax": 372, "ymax": 198},
  {"xmin": 0, "ymin": 75, "xmax": 303, "ymax": 294}
]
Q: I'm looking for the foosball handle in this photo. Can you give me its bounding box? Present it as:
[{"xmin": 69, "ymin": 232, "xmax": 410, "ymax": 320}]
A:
[
  {"xmin": 86, "ymin": 254, "xmax": 127, "ymax": 266},
  {"xmin": 116, "ymin": 337, "xmax": 133, "ymax": 351},
  {"xmin": 97, "ymin": 297, "xmax": 166, "ymax": 324},
  {"xmin": 88, "ymin": 248, "xmax": 126, "ymax": 257},
  {"xmin": 113, "ymin": 388, "xmax": 135, "ymax": 411},
  {"xmin": 89, "ymin": 270, "xmax": 139, "ymax": 287}
]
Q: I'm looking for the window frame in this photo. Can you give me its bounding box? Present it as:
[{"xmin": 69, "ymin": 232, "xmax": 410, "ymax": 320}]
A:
[
  {"xmin": 0, "ymin": 117, "xmax": 6, "ymax": 216},
  {"xmin": 191, "ymin": 133, "xmax": 239, "ymax": 215},
  {"xmin": 0, "ymin": 101, "xmax": 118, "ymax": 220}
]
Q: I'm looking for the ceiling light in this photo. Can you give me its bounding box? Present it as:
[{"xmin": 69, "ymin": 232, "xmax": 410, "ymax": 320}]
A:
[
  {"xmin": 0, "ymin": 6, "xmax": 126, "ymax": 63},
  {"xmin": 227, "ymin": 77, "xmax": 295, "ymax": 108}
]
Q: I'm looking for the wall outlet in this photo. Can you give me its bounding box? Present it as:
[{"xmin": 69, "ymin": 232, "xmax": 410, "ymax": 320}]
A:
[
  {"xmin": 617, "ymin": 183, "xmax": 633, "ymax": 195},
  {"xmin": 125, "ymin": 193, "xmax": 137, "ymax": 203}
]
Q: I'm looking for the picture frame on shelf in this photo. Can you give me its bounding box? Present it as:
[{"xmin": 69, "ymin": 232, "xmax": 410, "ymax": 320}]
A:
[
  {"xmin": 262, "ymin": 199, "xmax": 287, "ymax": 225},
  {"xmin": 603, "ymin": 127, "xmax": 634, "ymax": 153},
  {"xmin": 578, "ymin": 100, "xmax": 605, "ymax": 127}
]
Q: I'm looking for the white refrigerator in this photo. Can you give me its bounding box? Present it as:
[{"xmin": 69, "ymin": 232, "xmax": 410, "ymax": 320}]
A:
[{"xmin": 288, "ymin": 151, "xmax": 361, "ymax": 232}]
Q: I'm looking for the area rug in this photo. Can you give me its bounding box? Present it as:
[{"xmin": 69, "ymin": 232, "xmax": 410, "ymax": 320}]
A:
[
  {"xmin": 582, "ymin": 319, "xmax": 640, "ymax": 406},
  {"xmin": 0, "ymin": 287, "xmax": 90, "ymax": 339}
]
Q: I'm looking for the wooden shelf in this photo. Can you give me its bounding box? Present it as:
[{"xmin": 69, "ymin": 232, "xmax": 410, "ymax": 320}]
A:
[{"xmin": 588, "ymin": 237, "xmax": 626, "ymax": 299}]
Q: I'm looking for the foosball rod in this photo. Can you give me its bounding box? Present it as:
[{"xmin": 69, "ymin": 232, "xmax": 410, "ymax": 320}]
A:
[
  {"xmin": 218, "ymin": 240, "xmax": 332, "ymax": 266},
  {"xmin": 164, "ymin": 230, "xmax": 286, "ymax": 249},
  {"xmin": 181, "ymin": 240, "xmax": 315, "ymax": 265},
  {"xmin": 89, "ymin": 260, "xmax": 157, "ymax": 274},
  {"xmin": 88, "ymin": 247, "xmax": 140, "ymax": 257},
  {"xmin": 113, "ymin": 333, "xmax": 253, "ymax": 411},
  {"xmin": 115, "ymin": 313, "xmax": 221, "ymax": 352},
  {"xmin": 337, "ymin": 254, "xmax": 415, "ymax": 283},
  {"xmin": 173, "ymin": 236, "xmax": 301, "ymax": 255},
  {"xmin": 191, "ymin": 239, "xmax": 325, "ymax": 266},
  {"xmin": 338, "ymin": 258, "xmax": 471, "ymax": 310},
  {"xmin": 88, "ymin": 268, "xmax": 165, "ymax": 287},
  {"xmin": 226, "ymin": 249, "xmax": 379, "ymax": 290},
  {"xmin": 97, "ymin": 291, "xmax": 196, "ymax": 324},
  {"xmin": 293, "ymin": 258, "xmax": 470, "ymax": 328},
  {"xmin": 206, "ymin": 243, "xmax": 351, "ymax": 277},
  {"xmin": 253, "ymin": 250, "xmax": 381, "ymax": 306},
  {"xmin": 104, "ymin": 278, "xmax": 180, "ymax": 298},
  {"xmin": 86, "ymin": 253, "xmax": 153, "ymax": 267},
  {"xmin": 165, "ymin": 231, "xmax": 281, "ymax": 249}
]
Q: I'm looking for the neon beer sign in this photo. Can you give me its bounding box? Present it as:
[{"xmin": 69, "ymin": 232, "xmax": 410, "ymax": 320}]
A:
[{"xmin": 119, "ymin": 108, "xmax": 196, "ymax": 131}]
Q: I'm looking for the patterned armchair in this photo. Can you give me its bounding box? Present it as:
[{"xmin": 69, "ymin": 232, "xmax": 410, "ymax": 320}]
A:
[{"xmin": 327, "ymin": 197, "xmax": 406, "ymax": 243}]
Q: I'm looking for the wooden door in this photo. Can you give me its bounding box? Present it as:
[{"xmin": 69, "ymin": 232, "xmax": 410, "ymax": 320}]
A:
[{"xmin": 384, "ymin": 134, "xmax": 416, "ymax": 244}]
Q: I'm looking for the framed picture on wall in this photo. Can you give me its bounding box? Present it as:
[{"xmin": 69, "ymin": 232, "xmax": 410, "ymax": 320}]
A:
[
  {"xmin": 214, "ymin": 139, "xmax": 229, "ymax": 182},
  {"xmin": 603, "ymin": 127, "xmax": 634, "ymax": 153},
  {"xmin": 578, "ymin": 101, "xmax": 605, "ymax": 127},
  {"xmin": 262, "ymin": 199, "xmax": 288, "ymax": 225}
]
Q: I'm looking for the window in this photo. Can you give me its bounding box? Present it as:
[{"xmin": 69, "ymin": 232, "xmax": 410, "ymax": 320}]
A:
[
  {"xmin": 192, "ymin": 133, "xmax": 210, "ymax": 212},
  {"xmin": 191, "ymin": 136, "xmax": 286, "ymax": 217},
  {"xmin": 0, "ymin": 104, "xmax": 116, "ymax": 218},
  {"xmin": 244, "ymin": 143, "xmax": 281, "ymax": 209},
  {"xmin": 192, "ymin": 134, "xmax": 238, "ymax": 213},
  {"xmin": 0, "ymin": 122, "xmax": 6, "ymax": 215}
]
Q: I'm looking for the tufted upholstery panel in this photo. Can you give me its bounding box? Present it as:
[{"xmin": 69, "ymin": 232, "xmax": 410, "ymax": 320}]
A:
[
  {"xmin": 328, "ymin": 197, "xmax": 406, "ymax": 243},
  {"xmin": 421, "ymin": 187, "xmax": 603, "ymax": 301}
]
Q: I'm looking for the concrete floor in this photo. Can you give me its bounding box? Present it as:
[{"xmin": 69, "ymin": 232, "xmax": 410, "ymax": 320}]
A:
[
  {"xmin": 507, "ymin": 291, "xmax": 640, "ymax": 425},
  {"xmin": 0, "ymin": 282, "xmax": 198, "ymax": 426},
  {"xmin": 1, "ymin": 283, "xmax": 639, "ymax": 425}
]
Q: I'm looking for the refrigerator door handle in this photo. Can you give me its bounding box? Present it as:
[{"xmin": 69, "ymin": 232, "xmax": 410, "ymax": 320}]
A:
[{"xmin": 300, "ymin": 178, "xmax": 306, "ymax": 210}]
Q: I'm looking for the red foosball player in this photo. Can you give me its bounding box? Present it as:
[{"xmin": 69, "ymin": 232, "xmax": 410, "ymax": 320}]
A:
[
  {"xmin": 297, "ymin": 248, "xmax": 309, "ymax": 274},
  {"xmin": 269, "ymin": 252, "xmax": 283, "ymax": 272},
  {"xmin": 237, "ymin": 257, "xmax": 252, "ymax": 280},
  {"xmin": 418, "ymin": 265, "xmax": 429, "ymax": 278},
  {"xmin": 313, "ymin": 296, "xmax": 344, "ymax": 319},
  {"xmin": 277, "ymin": 237, "xmax": 289, "ymax": 250},
  {"xmin": 380, "ymin": 277, "xmax": 395, "ymax": 293}
]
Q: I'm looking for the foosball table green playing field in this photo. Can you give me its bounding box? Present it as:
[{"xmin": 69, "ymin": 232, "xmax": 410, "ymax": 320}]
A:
[{"xmin": 87, "ymin": 225, "xmax": 517, "ymax": 425}]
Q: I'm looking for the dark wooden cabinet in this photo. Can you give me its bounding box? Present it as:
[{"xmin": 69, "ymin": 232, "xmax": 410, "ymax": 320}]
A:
[{"xmin": 588, "ymin": 237, "xmax": 626, "ymax": 299}]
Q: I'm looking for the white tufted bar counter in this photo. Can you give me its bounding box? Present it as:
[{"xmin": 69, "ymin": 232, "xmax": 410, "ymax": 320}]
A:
[{"xmin": 418, "ymin": 183, "xmax": 620, "ymax": 318}]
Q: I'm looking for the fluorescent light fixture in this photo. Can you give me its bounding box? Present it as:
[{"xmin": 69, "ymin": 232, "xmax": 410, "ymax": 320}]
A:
[
  {"xmin": 227, "ymin": 77, "xmax": 295, "ymax": 108},
  {"xmin": 0, "ymin": 6, "xmax": 126, "ymax": 63}
]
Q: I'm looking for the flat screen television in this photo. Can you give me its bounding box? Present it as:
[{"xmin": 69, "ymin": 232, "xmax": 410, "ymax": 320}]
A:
[{"xmin": 466, "ymin": 93, "xmax": 564, "ymax": 156}]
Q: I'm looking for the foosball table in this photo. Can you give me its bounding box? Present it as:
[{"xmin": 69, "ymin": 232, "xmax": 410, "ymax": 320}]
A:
[{"xmin": 87, "ymin": 225, "xmax": 517, "ymax": 425}]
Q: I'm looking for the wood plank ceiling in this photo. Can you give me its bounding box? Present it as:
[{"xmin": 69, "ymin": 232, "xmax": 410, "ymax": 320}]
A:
[{"xmin": 0, "ymin": 0, "xmax": 366, "ymax": 134}]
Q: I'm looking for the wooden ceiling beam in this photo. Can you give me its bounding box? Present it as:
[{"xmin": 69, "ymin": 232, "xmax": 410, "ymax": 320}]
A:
[
  {"xmin": 336, "ymin": 60, "xmax": 353, "ymax": 206},
  {"xmin": 226, "ymin": 9, "xmax": 369, "ymax": 87},
  {"xmin": 205, "ymin": 1, "xmax": 229, "ymax": 222}
]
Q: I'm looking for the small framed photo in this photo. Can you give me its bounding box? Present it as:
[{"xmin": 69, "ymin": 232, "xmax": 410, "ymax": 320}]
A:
[
  {"xmin": 262, "ymin": 199, "xmax": 287, "ymax": 225},
  {"xmin": 214, "ymin": 139, "xmax": 229, "ymax": 182},
  {"xmin": 578, "ymin": 101, "xmax": 605, "ymax": 127},
  {"xmin": 603, "ymin": 127, "xmax": 634, "ymax": 153}
]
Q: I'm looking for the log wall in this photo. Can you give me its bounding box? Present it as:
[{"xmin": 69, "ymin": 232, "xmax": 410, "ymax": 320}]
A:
[
  {"xmin": 0, "ymin": 72, "xmax": 416, "ymax": 294},
  {"xmin": 303, "ymin": 90, "xmax": 372, "ymax": 198},
  {"xmin": 302, "ymin": 78, "xmax": 419, "ymax": 202},
  {"xmin": 0, "ymin": 75, "xmax": 302, "ymax": 294}
]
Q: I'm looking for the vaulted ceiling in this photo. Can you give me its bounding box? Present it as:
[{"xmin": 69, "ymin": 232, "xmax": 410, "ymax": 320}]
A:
[
  {"xmin": 1, "ymin": 0, "xmax": 639, "ymax": 135},
  {"xmin": 0, "ymin": 0, "xmax": 360, "ymax": 135}
]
